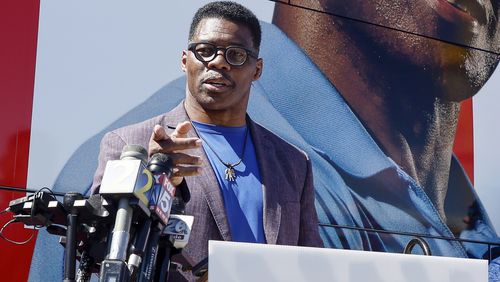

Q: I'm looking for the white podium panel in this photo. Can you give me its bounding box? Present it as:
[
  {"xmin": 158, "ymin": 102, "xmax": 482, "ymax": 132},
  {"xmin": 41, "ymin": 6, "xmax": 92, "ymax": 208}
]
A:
[{"xmin": 208, "ymin": 241, "xmax": 487, "ymax": 282}]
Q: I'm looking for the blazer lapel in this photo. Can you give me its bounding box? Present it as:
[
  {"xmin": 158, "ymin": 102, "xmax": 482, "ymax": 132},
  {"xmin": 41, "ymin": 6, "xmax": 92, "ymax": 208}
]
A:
[
  {"xmin": 249, "ymin": 119, "xmax": 281, "ymax": 245},
  {"xmin": 163, "ymin": 102, "xmax": 232, "ymax": 241}
]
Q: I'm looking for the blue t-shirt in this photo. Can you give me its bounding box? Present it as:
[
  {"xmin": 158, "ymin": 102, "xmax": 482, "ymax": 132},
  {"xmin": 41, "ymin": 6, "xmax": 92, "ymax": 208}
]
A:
[{"xmin": 192, "ymin": 121, "xmax": 266, "ymax": 243}]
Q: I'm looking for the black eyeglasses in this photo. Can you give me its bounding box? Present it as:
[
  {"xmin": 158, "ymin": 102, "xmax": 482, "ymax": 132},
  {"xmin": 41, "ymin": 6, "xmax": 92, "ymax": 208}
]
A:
[{"xmin": 188, "ymin": 42, "xmax": 258, "ymax": 66}]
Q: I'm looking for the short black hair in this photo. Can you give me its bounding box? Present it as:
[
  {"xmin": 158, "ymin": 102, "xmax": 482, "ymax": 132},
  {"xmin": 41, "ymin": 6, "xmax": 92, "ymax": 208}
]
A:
[{"xmin": 189, "ymin": 1, "xmax": 262, "ymax": 51}]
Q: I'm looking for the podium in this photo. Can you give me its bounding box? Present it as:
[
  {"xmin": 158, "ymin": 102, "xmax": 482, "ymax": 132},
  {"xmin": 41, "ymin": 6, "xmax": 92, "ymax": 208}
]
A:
[{"xmin": 207, "ymin": 241, "xmax": 487, "ymax": 282}]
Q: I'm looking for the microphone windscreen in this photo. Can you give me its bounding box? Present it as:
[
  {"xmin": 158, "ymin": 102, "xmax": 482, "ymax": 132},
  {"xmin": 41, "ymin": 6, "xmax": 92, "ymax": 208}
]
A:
[
  {"xmin": 120, "ymin": 144, "xmax": 148, "ymax": 162},
  {"xmin": 147, "ymin": 153, "xmax": 174, "ymax": 176}
]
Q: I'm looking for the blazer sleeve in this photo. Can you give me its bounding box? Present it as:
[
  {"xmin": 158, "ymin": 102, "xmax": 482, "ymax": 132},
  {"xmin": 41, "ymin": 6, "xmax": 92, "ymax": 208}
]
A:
[
  {"xmin": 90, "ymin": 131, "xmax": 127, "ymax": 194},
  {"xmin": 299, "ymin": 156, "xmax": 324, "ymax": 247}
]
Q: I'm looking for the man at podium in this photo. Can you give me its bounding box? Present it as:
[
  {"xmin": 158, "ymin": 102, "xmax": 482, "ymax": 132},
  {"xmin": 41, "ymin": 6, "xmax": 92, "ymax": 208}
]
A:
[{"xmin": 89, "ymin": 1, "xmax": 323, "ymax": 280}]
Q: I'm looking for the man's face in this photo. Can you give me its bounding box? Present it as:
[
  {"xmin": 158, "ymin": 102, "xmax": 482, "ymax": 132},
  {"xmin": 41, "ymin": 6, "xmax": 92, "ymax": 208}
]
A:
[
  {"xmin": 317, "ymin": 0, "xmax": 500, "ymax": 101},
  {"xmin": 182, "ymin": 18, "xmax": 262, "ymax": 112}
]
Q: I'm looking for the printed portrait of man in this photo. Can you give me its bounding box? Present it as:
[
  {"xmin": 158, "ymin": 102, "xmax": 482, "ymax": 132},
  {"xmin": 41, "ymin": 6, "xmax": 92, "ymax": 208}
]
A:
[{"xmin": 27, "ymin": 0, "xmax": 500, "ymax": 280}]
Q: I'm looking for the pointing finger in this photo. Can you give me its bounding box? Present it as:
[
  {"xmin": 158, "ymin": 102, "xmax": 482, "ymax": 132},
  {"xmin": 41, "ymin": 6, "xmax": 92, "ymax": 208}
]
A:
[
  {"xmin": 152, "ymin": 124, "xmax": 169, "ymax": 141},
  {"xmin": 172, "ymin": 121, "xmax": 193, "ymax": 138}
]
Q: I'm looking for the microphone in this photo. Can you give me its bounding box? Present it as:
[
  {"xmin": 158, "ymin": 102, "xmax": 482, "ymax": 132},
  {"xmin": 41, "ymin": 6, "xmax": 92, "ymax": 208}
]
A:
[
  {"xmin": 139, "ymin": 166, "xmax": 193, "ymax": 281},
  {"xmin": 163, "ymin": 179, "xmax": 193, "ymax": 249},
  {"xmin": 156, "ymin": 179, "xmax": 194, "ymax": 281},
  {"xmin": 8, "ymin": 191, "xmax": 63, "ymax": 226},
  {"xmin": 99, "ymin": 144, "xmax": 153, "ymax": 216},
  {"xmin": 163, "ymin": 214, "xmax": 194, "ymax": 249},
  {"xmin": 99, "ymin": 145, "xmax": 152, "ymax": 281},
  {"xmin": 127, "ymin": 153, "xmax": 175, "ymax": 279},
  {"xmin": 147, "ymin": 153, "xmax": 176, "ymax": 225}
]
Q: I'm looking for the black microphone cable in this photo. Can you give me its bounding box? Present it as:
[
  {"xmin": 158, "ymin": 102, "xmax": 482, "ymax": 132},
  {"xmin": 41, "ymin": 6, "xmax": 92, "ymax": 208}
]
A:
[
  {"xmin": 0, "ymin": 186, "xmax": 59, "ymax": 245},
  {"xmin": 0, "ymin": 185, "xmax": 66, "ymax": 197}
]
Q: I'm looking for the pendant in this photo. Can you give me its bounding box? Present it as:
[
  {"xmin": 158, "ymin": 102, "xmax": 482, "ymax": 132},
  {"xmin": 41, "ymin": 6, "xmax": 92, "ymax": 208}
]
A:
[{"xmin": 224, "ymin": 166, "xmax": 236, "ymax": 182}]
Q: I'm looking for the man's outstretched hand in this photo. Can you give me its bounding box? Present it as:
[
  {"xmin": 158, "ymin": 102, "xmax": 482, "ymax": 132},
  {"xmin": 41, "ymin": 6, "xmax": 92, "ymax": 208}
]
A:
[{"xmin": 148, "ymin": 121, "xmax": 202, "ymax": 186}]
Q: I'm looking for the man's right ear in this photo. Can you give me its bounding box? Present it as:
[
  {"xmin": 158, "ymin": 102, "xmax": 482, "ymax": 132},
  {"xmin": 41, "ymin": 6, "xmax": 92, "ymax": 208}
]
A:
[{"xmin": 181, "ymin": 50, "xmax": 188, "ymax": 72}]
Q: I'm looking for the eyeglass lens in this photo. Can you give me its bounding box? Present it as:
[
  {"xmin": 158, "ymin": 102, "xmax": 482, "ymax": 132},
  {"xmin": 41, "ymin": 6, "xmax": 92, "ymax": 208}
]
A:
[{"xmin": 192, "ymin": 43, "xmax": 248, "ymax": 66}]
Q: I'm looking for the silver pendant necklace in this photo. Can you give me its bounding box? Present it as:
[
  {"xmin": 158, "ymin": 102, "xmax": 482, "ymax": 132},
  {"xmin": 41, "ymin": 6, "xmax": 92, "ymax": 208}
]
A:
[{"xmin": 191, "ymin": 121, "xmax": 249, "ymax": 182}]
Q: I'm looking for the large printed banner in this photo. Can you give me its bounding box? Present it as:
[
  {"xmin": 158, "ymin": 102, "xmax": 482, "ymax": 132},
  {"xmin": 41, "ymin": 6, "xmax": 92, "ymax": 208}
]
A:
[{"xmin": 0, "ymin": 1, "xmax": 499, "ymax": 281}]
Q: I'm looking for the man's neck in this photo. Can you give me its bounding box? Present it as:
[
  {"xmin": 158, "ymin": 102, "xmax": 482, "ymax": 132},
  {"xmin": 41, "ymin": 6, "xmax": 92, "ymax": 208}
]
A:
[{"xmin": 184, "ymin": 95, "xmax": 247, "ymax": 127}]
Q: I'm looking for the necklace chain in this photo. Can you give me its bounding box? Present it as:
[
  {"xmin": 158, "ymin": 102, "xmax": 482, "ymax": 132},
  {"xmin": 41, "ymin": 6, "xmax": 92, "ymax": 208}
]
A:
[{"xmin": 191, "ymin": 121, "xmax": 249, "ymax": 182}]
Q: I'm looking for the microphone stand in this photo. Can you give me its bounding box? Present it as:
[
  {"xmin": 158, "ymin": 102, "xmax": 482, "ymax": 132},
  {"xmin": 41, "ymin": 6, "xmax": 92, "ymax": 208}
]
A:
[
  {"xmin": 136, "ymin": 153, "xmax": 175, "ymax": 282},
  {"xmin": 100, "ymin": 198, "xmax": 133, "ymax": 281},
  {"xmin": 155, "ymin": 179, "xmax": 190, "ymax": 281},
  {"xmin": 157, "ymin": 240, "xmax": 176, "ymax": 282},
  {"xmin": 137, "ymin": 222, "xmax": 163, "ymax": 282},
  {"xmin": 63, "ymin": 192, "xmax": 84, "ymax": 282},
  {"xmin": 99, "ymin": 145, "xmax": 151, "ymax": 282}
]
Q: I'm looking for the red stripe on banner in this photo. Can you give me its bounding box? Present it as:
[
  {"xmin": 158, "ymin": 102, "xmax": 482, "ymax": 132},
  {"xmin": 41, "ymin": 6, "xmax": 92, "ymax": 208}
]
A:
[
  {"xmin": 453, "ymin": 99, "xmax": 474, "ymax": 184},
  {"xmin": 0, "ymin": 1, "xmax": 40, "ymax": 281}
]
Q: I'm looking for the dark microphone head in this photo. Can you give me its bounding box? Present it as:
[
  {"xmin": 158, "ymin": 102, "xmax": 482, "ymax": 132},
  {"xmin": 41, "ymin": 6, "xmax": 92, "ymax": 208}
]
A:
[
  {"xmin": 63, "ymin": 192, "xmax": 84, "ymax": 211},
  {"xmin": 120, "ymin": 145, "xmax": 148, "ymax": 162},
  {"xmin": 147, "ymin": 153, "xmax": 174, "ymax": 177}
]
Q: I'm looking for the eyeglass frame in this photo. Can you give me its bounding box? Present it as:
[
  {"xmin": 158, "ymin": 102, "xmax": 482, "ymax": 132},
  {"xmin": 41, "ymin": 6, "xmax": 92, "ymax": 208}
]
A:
[{"xmin": 187, "ymin": 42, "xmax": 259, "ymax": 66}]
